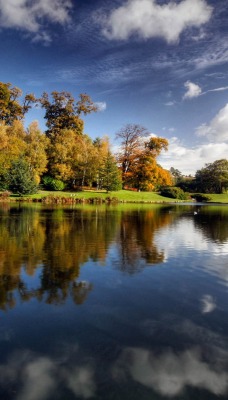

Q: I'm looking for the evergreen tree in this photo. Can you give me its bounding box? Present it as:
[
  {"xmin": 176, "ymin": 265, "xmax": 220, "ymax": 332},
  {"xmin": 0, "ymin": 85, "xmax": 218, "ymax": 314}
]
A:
[
  {"xmin": 6, "ymin": 158, "xmax": 38, "ymax": 195},
  {"xmin": 100, "ymin": 152, "xmax": 122, "ymax": 192}
]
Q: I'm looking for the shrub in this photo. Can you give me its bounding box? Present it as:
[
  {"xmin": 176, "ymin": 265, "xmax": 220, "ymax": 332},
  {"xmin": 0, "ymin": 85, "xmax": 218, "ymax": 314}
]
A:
[
  {"xmin": 191, "ymin": 193, "xmax": 212, "ymax": 202},
  {"xmin": 160, "ymin": 186, "xmax": 189, "ymax": 200},
  {"xmin": 42, "ymin": 176, "xmax": 65, "ymax": 191},
  {"xmin": 0, "ymin": 172, "xmax": 9, "ymax": 191}
]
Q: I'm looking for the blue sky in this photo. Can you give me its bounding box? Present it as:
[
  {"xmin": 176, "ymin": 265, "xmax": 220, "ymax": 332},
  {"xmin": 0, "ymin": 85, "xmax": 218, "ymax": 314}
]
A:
[{"xmin": 0, "ymin": 0, "xmax": 228, "ymax": 174}]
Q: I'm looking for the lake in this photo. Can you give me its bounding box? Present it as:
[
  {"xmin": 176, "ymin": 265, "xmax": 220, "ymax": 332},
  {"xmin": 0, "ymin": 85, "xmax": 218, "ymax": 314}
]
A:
[{"xmin": 0, "ymin": 203, "xmax": 227, "ymax": 400}]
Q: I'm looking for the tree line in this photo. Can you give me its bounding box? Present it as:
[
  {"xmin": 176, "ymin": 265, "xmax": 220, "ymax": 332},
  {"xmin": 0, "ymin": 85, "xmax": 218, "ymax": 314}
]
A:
[
  {"xmin": 170, "ymin": 159, "xmax": 228, "ymax": 195},
  {"xmin": 0, "ymin": 81, "xmax": 227, "ymax": 195}
]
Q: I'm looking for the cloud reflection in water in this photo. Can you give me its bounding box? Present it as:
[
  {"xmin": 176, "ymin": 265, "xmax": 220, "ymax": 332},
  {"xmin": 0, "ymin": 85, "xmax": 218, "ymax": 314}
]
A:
[
  {"xmin": 0, "ymin": 349, "xmax": 96, "ymax": 400},
  {"xmin": 113, "ymin": 346, "xmax": 228, "ymax": 397}
]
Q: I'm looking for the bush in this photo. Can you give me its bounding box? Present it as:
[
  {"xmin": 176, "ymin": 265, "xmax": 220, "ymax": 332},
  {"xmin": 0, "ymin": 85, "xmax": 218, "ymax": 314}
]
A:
[
  {"xmin": 191, "ymin": 193, "xmax": 212, "ymax": 202},
  {"xmin": 0, "ymin": 172, "xmax": 9, "ymax": 191},
  {"xmin": 160, "ymin": 186, "xmax": 189, "ymax": 200},
  {"xmin": 42, "ymin": 176, "xmax": 65, "ymax": 191}
]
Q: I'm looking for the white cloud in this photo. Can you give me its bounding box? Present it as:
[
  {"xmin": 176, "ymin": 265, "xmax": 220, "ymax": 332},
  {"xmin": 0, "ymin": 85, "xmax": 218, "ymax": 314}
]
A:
[
  {"xmin": 183, "ymin": 83, "xmax": 228, "ymax": 101},
  {"xmin": 183, "ymin": 81, "xmax": 202, "ymax": 99},
  {"xmin": 159, "ymin": 137, "xmax": 228, "ymax": 175},
  {"xmin": 0, "ymin": 0, "xmax": 72, "ymax": 42},
  {"xmin": 196, "ymin": 103, "xmax": 228, "ymax": 142},
  {"xmin": 102, "ymin": 0, "xmax": 213, "ymax": 44},
  {"xmin": 95, "ymin": 102, "xmax": 107, "ymax": 112}
]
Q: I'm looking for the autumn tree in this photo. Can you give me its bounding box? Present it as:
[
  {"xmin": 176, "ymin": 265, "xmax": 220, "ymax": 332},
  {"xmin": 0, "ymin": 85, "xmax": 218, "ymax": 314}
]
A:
[
  {"xmin": 46, "ymin": 128, "xmax": 79, "ymax": 182},
  {"xmin": 0, "ymin": 121, "xmax": 26, "ymax": 173},
  {"xmin": 115, "ymin": 124, "xmax": 150, "ymax": 185},
  {"xmin": 116, "ymin": 124, "xmax": 171, "ymax": 190},
  {"xmin": 46, "ymin": 129, "xmax": 98, "ymax": 188},
  {"xmin": 133, "ymin": 153, "xmax": 173, "ymax": 191},
  {"xmin": 145, "ymin": 136, "xmax": 168, "ymax": 156},
  {"xmin": 24, "ymin": 121, "xmax": 49, "ymax": 184},
  {"xmin": 0, "ymin": 82, "xmax": 36, "ymax": 125},
  {"xmin": 93, "ymin": 136, "xmax": 110, "ymax": 189},
  {"xmin": 73, "ymin": 134, "xmax": 98, "ymax": 187},
  {"xmin": 39, "ymin": 91, "xmax": 97, "ymax": 138}
]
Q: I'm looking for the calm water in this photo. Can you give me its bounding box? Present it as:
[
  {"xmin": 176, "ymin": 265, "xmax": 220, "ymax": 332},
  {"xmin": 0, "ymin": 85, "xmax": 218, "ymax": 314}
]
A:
[{"xmin": 0, "ymin": 203, "xmax": 227, "ymax": 400}]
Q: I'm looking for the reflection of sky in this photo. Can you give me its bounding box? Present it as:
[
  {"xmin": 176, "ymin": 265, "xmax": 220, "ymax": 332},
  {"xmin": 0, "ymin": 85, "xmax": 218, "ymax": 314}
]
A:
[
  {"xmin": 155, "ymin": 218, "xmax": 228, "ymax": 254},
  {"xmin": 113, "ymin": 346, "xmax": 228, "ymax": 397},
  {"xmin": 1, "ymin": 342, "xmax": 227, "ymax": 399},
  {"xmin": 154, "ymin": 218, "xmax": 228, "ymax": 284},
  {"xmin": 0, "ymin": 209, "xmax": 228, "ymax": 399},
  {"xmin": 0, "ymin": 349, "xmax": 96, "ymax": 400}
]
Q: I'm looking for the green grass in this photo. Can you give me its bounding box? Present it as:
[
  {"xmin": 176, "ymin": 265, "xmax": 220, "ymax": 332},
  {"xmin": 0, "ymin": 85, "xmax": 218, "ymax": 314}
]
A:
[
  {"xmin": 206, "ymin": 193, "xmax": 228, "ymax": 204},
  {"xmin": 6, "ymin": 189, "xmax": 228, "ymax": 203},
  {"xmin": 21, "ymin": 189, "xmax": 179, "ymax": 203},
  {"xmin": 1, "ymin": 188, "xmax": 227, "ymax": 204}
]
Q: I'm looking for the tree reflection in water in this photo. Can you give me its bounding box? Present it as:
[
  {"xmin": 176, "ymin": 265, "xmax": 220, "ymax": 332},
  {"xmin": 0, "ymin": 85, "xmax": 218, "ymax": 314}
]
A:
[{"xmin": 0, "ymin": 204, "xmax": 227, "ymax": 309}]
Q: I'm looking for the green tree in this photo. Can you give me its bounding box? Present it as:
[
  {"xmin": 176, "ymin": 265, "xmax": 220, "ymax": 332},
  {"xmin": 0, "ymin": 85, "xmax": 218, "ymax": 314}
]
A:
[
  {"xmin": 6, "ymin": 158, "xmax": 38, "ymax": 195},
  {"xmin": 169, "ymin": 167, "xmax": 183, "ymax": 184},
  {"xmin": 100, "ymin": 151, "xmax": 122, "ymax": 192},
  {"xmin": 195, "ymin": 159, "xmax": 228, "ymax": 193}
]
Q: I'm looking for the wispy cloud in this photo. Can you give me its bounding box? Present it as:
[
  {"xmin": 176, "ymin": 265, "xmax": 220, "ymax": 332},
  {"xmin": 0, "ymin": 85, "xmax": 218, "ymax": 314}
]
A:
[
  {"xmin": 102, "ymin": 0, "xmax": 213, "ymax": 44},
  {"xmin": 204, "ymin": 86, "xmax": 228, "ymax": 94},
  {"xmin": 194, "ymin": 37, "xmax": 228, "ymax": 69},
  {"xmin": 0, "ymin": 0, "xmax": 72, "ymax": 43}
]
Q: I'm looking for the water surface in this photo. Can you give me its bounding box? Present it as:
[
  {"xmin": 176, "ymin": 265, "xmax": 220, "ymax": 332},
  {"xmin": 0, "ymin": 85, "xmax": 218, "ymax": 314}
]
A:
[{"xmin": 0, "ymin": 203, "xmax": 227, "ymax": 399}]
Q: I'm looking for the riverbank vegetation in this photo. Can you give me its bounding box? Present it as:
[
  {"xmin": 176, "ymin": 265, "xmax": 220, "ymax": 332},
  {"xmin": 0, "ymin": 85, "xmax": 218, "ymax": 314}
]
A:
[
  {"xmin": 0, "ymin": 81, "xmax": 227, "ymax": 199},
  {"xmin": 1, "ymin": 189, "xmax": 228, "ymax": 204}
]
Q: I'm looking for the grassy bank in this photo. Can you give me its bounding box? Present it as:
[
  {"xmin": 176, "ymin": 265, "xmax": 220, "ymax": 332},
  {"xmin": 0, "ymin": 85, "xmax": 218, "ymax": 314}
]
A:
[{"xmin": 3, "ymin": 189, "xmax": 228, "ymax": 204}]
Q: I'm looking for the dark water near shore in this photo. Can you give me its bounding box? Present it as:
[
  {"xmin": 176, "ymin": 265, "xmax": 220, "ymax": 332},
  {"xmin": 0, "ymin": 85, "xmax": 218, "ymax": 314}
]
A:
[{"xmin": 0, "ymin": 203, "xmax": 227, "ymax": 400}]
